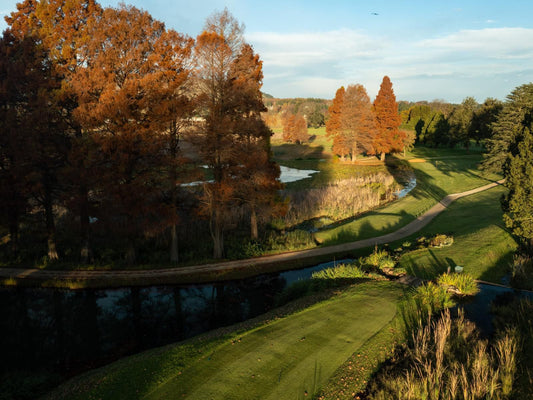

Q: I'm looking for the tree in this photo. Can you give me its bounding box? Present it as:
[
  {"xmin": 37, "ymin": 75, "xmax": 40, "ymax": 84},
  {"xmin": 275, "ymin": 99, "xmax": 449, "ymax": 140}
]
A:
[
  {"xmin": 326, "ymin": 86, "xmax": 349, "ymax": 160},
  {"xmin": 72, "ymin": 4, "xmax": 191, "ymax": 264},
  {"xmin": 341, "ymin": 84, "xmax": 375, "ymax": 161},
  {"xmin": 195, "ymin": 9, "xmax": 279, "ymax": 257},
  {"xmin": 228, "ymin": 43, "xmax": 282, "ymax": 240},
  {"xmin": 282, "ymin": 113, "xmax": 308, "ymax": 143},
  {"xmin": 448, "ymin": 97, "xmax": 478, "ymax": 149},
  {"xmin": 483, "ymin": 83, "xmax": 533, "ymax": 173},
  {"xmin": 470, "ymin": 98, "xmax": 503, "ymax": 145},
  {"xmin": 373, "ymin": 76, "xmax": 403, "ymax": 161},
  {"xmin": 6, "ymin": 0, "xmax": 103, "ymax": 262},
  {"xmin": 502, "ymin": 128, "xmax": 533, "ymax": 252}
]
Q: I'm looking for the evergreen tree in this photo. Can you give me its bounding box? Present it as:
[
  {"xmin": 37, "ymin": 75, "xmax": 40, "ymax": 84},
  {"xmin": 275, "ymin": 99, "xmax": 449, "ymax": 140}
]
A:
[
  {"xmin": 483, "ymin": 83, "xmax": 533, "ymax": 173},
  {"xmin": 502, "ymin": 128, "xmax": 533, "ymax": 252}
]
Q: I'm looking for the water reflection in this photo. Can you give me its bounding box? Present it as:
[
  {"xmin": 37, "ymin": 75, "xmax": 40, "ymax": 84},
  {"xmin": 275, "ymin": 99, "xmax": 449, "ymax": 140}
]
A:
[{"xmin": 0, "ymin": 259, "xmax": 349, "ymax": 380}]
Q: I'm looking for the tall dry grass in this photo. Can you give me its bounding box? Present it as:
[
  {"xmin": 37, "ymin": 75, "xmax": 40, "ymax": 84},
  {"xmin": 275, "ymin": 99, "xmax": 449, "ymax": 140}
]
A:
[
  {"xmin": 282, "ymin": 173, "xmax": 398, "ymax": 226},
  {"xmin": 367, "ymin": 309, "xmax": 520, "ymax": 400}
]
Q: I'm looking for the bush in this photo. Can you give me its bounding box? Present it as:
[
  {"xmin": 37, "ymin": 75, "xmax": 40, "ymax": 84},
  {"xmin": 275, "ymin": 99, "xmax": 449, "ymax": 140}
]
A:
[
  {"xmin": 429, "ymin": 233, "xmax": 454, "ymax": 248},
  {"xmin": 312, "ymin": 263, "xmax": 367, "ymax": 281},
  {"xmin": 437, "ymin": 272, "xmax": 479, "ymax": 296},
  {"xmin": 362, "ymin": 248, "xmax": 396, "ymax": 271},
  {"xmin": 267, "ymin": 229, "xmax": 315, "ymax": 251}
]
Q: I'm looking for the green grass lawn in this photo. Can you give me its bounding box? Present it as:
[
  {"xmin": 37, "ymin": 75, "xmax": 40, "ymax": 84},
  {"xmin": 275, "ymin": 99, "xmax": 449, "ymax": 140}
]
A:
[
  {"xmin": 45, "ymin": 281, "xmax": 404, "ymax": 400},
  {"xmin": 397, "ymin": 184, "xmax": 517, "ymax": 283},
  {"xmin": 314, "ymin": 154, "xmax": 501, "ymax": 245}
]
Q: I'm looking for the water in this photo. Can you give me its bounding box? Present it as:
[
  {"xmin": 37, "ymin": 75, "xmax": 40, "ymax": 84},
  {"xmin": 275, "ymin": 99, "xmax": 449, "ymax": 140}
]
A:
[
  {"xmin": 459, "ymin": 283, "xmax": 533, "ymax": 336},
  {"xmin": 180, "ymin": 166, "xmax": 319, "ymax": 186},
  {"xmin": 0, "ymin": 259, "xmax": 350, "ymax": 379},
  {"xmin": 394, "ymin": 177, "xmax": 417, "ymax": 198}
]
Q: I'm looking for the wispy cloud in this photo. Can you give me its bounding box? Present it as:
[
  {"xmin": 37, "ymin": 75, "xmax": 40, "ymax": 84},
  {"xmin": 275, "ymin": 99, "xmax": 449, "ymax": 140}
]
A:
[{"xmin": 248, "ymin": 27, "xmax": 533, "ymax": 101}]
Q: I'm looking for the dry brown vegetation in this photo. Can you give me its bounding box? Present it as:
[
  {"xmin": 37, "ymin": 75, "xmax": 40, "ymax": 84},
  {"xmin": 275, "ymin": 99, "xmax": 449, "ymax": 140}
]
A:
[{"xmin": 281, "ymin": 173, "xmax": 398, "ymax": 226}]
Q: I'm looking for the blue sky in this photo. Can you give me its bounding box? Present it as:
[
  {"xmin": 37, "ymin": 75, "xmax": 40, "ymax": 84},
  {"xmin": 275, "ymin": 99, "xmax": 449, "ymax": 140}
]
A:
[{"xmin": 2, "ymin": 0, "xmax": 533, "ymax": 102}]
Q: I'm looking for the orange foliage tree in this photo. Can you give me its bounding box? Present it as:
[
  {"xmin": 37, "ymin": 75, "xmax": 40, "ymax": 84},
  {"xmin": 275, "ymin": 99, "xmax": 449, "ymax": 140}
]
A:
[
  {"xmin": 195, "ymin": 9, "xmax": 280, "ymax": 257},
  {"xmin": 373, "ymin": 76, "xmax": 403, "ymax": 161},
  {"xmin": 72, "ymin": 4, "xmax": 193, "ymax": 264},
  {"xmin": 282, "ymin": 113, "xmax": 308, "ymax": 143},
  {"xmin": 326, "ymin": 86, "xmax": 349, "ymax": 160},
  {"xmin": 340, "ymin": 84, "xmax": 375, "ymax": 161}
]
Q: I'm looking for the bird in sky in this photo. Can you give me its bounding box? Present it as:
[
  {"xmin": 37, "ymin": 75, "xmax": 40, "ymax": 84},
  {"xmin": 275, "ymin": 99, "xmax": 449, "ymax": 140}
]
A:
[{"xmin": 370, "ymin": 12, "xmax": 379, "ymax": 15}]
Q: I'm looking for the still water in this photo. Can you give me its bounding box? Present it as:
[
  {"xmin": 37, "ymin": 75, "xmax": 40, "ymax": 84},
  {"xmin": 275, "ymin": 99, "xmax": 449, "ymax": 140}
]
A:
[{"xmin": 0, "ymin": 259, "xmax": 350, "ymax": 378}]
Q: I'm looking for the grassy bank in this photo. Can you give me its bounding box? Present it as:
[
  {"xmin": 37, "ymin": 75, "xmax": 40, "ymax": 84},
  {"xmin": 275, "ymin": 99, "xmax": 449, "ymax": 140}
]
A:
[
  {"xmin": 397, "ymin": 184, "xmax": 517, "ymax": 282},
  {"xmin": 314, "ymin": 153, "xmax": 501, "ymax": 245},
  {"xmin": 44, "ymin": 281, "xmax": 404, "ymax": 400}
]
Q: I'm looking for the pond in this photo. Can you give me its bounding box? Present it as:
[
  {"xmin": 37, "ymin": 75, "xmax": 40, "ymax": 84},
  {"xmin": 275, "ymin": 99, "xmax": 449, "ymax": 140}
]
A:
[{"xmin": 181, "ymin": 165, "xmax": 319, "ymax": 186}]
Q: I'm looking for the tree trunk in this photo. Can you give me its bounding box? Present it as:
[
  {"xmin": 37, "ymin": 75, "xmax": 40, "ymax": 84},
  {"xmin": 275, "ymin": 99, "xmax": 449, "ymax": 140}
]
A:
[
  {"xmin": 170, "ymin": 224, "xmax": 179, "ymax": 263},
  {"xmin": 380, "ymin": 152, "xmax": 386, "ymax": 162},
  {"xmin": 9, "ymin": 218, "xmax": 19, "ymax": 256},
  {"xmin": 351, "ymin": 143, "xmax": 357, "ymax": 162},
  {"xmin": 250, "ymin": 205, "xmax": 258, "ymax": 240},
  {"xmin": 44, "ymin": 180, "xmax": 59, "ymax": 261},
  {"xmin": 79, "ymin": 183, "xmax": 91, "ymax": 264},
  {"xmin": 126, "ymin": 239, "xmax": 136, "ymax": 265},
  {"xmin": 211, "ymin": 207, "xmax": 224, "ymax": 259},
  {"xmin": 212, "ymin": 226, "xmax": 224, "ymax": 259}
]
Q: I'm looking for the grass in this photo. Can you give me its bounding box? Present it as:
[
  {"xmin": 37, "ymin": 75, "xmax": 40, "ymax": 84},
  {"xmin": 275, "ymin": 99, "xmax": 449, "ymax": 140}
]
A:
[
  {"xmin": 44, "ymin": 281, "xmax": 404, "ymax": 400},
  {"xmin": 398, "ymin": 184, "xmax": 517, "ymax": 283},
  {"xmin": 315, "ymin": 154, "xmax": 501, "ymax": 245}
]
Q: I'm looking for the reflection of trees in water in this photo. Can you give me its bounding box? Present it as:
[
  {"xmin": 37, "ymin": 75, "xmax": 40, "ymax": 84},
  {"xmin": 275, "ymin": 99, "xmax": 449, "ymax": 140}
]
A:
[{"xmin": 0, "ymin": 272, "xmax": 290, "ymax": 379}]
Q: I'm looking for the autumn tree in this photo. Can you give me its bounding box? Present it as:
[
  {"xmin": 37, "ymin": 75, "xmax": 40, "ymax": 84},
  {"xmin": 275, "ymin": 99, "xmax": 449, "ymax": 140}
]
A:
[
  {"xmin": 373, "ymin": 76, "xmax": 403, "ymax": 161},
  {"xmin": 282, "ymin": 113, "xmax": 308, "ymax": 143},
  {"xmin": 195, "ymin": 9, "xmax": 279, "ymax": 257},
  {"xmin": 6, "ymin": 0, "xmax": 103, "ymax": 262},
  {"xmin": 340, "ymin": 84, "xmax": 375, "ymax": 161},
  {"xmin": 326, "ymin": 86, "xmax": 349, "ymax": 159},
  {"xmin": 0, "ymin": 32, "xmax": 40, "ymax": 256},
  {"xmin": 71, "ymin": 5, "xmax": 192, "ymax": 264},
  {"xmin": 228, "ymin": 43, "xmax": 282, "ymax": 240}
]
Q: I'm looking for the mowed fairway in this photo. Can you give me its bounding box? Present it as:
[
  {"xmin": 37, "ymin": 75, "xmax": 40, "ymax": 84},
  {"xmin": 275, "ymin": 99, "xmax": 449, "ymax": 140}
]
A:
[{"xmin": 46, "ymin": 282, "xmax": 403, "ymax": 400}]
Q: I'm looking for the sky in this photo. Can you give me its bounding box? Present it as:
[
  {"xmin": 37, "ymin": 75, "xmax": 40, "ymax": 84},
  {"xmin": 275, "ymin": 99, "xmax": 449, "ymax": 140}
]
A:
[{"xmin": 1, "ymin": 0, "xmax": 533, "ymax": 103}]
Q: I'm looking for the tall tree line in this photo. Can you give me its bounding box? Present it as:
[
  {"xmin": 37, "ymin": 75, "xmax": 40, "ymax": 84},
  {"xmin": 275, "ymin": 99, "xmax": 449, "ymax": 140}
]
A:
[{"xmin": 0, "ymin": 2, "xmax": 279, "ymax": 263}]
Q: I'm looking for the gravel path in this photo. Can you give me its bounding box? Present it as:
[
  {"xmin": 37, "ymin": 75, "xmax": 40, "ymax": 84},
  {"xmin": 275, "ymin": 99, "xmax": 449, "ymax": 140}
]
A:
[{"xmin": 0, "ymin": 179, "xmax": 505, "ymax": 284}]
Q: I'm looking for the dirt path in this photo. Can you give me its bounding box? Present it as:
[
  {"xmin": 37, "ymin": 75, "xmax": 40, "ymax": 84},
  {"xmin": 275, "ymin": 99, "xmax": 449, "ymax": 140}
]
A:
[{"xmin": 0, "ymin": 180, "xmax": 505, "ymax": 285}]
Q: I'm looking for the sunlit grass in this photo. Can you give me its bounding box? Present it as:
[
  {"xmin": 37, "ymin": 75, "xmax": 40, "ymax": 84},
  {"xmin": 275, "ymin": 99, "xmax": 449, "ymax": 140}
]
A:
[{"xmin": 44, "ymin": 281, "xmax": 403, "ymax": 400}]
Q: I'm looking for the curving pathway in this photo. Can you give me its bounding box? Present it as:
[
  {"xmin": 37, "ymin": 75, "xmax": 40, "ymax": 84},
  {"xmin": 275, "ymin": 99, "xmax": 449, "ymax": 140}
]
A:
[{"xmin": 0, "ymin": 179, "xmax": 505, "ymax": 285}]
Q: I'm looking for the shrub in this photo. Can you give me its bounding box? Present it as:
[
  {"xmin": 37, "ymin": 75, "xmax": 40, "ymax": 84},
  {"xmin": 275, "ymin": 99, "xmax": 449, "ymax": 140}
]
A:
[
  {"xmin": 266, "ymin": 229, "xmax": 315, "ymax": 251},
  {"xmin": 362, "ymin": 248, "xmax": 396, "ymax": 271},
  {"xmin": 311, "ymin": 263, "xmax": 367, "ymax": 281},
  {"xmin": 437, "ymin": 272, "xmax": 479, "ymax": 296},
  {"xmin": 429, "ymin": 233, "xmax": 454, "ymax": 248}
]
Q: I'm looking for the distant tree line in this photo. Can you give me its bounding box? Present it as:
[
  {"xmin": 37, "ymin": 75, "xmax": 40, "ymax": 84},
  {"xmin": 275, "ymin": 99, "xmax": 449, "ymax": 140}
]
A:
[
  {"xmin": 0, "ymin": 2, "xmax": 281, "ymax": 264},
  {"xmin": 401, "ymin": 97, "xmax": 503, "ymax": 149}
]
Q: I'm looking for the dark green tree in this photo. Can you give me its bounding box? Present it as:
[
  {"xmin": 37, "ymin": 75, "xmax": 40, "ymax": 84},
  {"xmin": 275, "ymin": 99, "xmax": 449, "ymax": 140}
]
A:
[
  {"xmin": 483, "ymin": 84, "xmax": 533, "ymax": 173},
  {"xmin": 502, "ymin": 128, "xmax": 533, "ymax": 252},
  {"xmin": 469, "ymin": 98, "xmax": 503, "ymax": 145},
  {"xmin": 448, "ymin": 97, "xmax": 478, "ymax": 149}
]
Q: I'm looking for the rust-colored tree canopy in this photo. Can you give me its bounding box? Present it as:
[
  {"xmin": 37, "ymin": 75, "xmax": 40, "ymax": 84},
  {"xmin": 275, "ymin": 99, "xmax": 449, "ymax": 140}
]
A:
[
  {"xmin": 373, "ymin": 76, "xmax": 403, "ymax": 160},
  {"xmin": 0, "ymin": 2, "xmax": 280, "ymax": 263}
]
